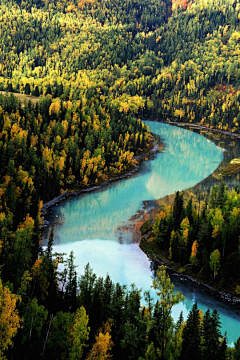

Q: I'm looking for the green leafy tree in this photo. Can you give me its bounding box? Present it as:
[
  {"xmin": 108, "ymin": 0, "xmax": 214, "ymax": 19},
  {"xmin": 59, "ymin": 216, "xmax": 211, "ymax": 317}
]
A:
[
  {"xmin": 68, "ymin": 306, "xmax": 90, "ymax": 360},
  {"xmin": 21, "ymin": 298, "xmax": 48, "ymax": 359},
  {"xmin": 209, "ymin": 249, "xmax": 221, "ymax": 279},
  {"xmin": 151, "ymin": 265, "xmax": 185, "ymax": 359},
  {"xmin": 47, "ymin": 311, "xmax": 74, "ymax": 360}
]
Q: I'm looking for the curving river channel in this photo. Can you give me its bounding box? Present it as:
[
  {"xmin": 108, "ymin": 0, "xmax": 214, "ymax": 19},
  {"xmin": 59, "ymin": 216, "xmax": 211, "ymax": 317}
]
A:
[{"xmin": 42, "ymin": 122, "xmax": 240, "ymax": 345}]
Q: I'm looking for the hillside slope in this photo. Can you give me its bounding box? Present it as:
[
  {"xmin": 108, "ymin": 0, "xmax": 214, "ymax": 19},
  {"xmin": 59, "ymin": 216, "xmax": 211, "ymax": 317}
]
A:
[{"xmin": 1, "ymin": 0, "xmax": 240, "ymax": 131}]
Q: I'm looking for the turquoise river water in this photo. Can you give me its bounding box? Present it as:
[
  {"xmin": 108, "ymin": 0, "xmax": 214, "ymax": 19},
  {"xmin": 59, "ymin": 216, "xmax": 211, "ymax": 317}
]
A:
[{"xmin": 43, "ymin": 122, "xmax": 240, "ymax": 345}]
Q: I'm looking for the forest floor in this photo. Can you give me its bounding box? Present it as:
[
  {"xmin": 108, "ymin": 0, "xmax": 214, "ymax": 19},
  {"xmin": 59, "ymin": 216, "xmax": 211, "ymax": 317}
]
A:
[{"xmin": 0, "ymin": 91, "xmax": 39, "ymax": 105}]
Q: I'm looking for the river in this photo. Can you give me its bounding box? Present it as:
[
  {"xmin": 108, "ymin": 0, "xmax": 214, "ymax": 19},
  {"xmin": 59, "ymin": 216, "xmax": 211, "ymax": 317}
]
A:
[{"xmin": 42, "ymin": 121, "xmax": 240, "ymax": 345}]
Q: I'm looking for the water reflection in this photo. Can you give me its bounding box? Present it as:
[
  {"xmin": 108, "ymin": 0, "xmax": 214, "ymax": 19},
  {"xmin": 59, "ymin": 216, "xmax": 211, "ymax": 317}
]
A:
[
  {"xmin": 42, "ymin": 122, "xmax": 223, "ymax": 245},
  {"xmin": 51, "ymin": 239, "xmax": 240, "ymax": 346},
  {"xmin": 184, "ymin": 127, "xmax": 240, "ymax": 198},
  {"xmin": 42, "ymin": 122, "xmax": 240, "ymax": 344}
]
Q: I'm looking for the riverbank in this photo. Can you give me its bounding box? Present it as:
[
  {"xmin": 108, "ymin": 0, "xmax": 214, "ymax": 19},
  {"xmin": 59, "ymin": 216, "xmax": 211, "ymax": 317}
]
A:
[
  {"xmin": 118, "ymin": 127, "xmax": 237, "ymax": 247},
  {"xmin": 138, "ymin": 190, "xmax": 240, "ymax": 307},
  {"xmin": 114, "ymin": 121, "xmax": 240, "ymax": 247},
  {"xmin": 152, "ymin": 119, "xmax": 240, "ymax": 139},
  {"xmin": 140, "ymin": 234, "xmax": 240, "ymax": 306},
  {"xmin": 41, "ymin": 133, "xmax": 162, "ymax": 225},
  {"xmin": 130, "ymin": 121, "xmax": 240, "ymax": 306},
  {"xmin": 42, "ymin": 119, "xmax": 240, "ymax": 307}
]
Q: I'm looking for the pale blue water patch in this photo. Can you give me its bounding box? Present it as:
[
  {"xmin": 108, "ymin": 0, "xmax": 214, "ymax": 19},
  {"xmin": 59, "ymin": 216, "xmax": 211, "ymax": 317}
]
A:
[
  {"xmin": 43, "ymin": 122, "xmax": 223, "ymax": 245},
  {"xmin": 53, "ymin": 241, "xmax": 153, "ymax": 292},
  {"xmin": 52, "ymin": 239, "xmax": 240, "ymax": 346},
  {"xmin": 43, "ymin": 122, "xmax": 240, "ymax": 344}
]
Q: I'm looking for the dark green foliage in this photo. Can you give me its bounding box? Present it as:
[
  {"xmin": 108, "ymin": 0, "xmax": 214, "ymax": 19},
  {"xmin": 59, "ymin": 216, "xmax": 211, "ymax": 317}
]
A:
[
  {"xmin": 25, "ymin": 83, "xmax": 30, "ymax": 95},
  {"xmin": 202, "ymin": 309, "xmax": 222, "ymax": 360},
  {"xmin": 180, "ymin": 302, "xmax": 202, "ymax": 360},
  {"xmin": 173, "ymin": 191, "xmax": 184, "ymax": 230},
  {"xmin": 185, "ymin": 199, "xmax": 193, "ymax": 225},
  {"xmin": 151, "ymin": 187, "xmax": 240, "ymax": 287},
  {"xmin": 65, "ymin": 251, "xmax": 78, "ymax": 312},
  {"xmin": 233, "ymin": 337, "xmax": 240, "ymax": 360}
]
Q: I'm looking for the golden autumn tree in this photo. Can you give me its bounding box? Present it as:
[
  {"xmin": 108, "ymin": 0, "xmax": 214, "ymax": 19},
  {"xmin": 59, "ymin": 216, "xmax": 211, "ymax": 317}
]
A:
[
  {"xmin": 86, "ymin": 320, "xmax": 114, "ymax": 360},
  {"xmin": 152, "ymin": 211, "xmax": 166, "ymax": 237},
  {"xmin": 0, "ymin": 279, "xmax": 21, "ymax": 359},
  {"xmin": 190, "ymin": 240, "xmax": 199, "ymax": 267},
  {"xmin": 180, "ymin": 217, "xmax": 190, "ymax": 246}
]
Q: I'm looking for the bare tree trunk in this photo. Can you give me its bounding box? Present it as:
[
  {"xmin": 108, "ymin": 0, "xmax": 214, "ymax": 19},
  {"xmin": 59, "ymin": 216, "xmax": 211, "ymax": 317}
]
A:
[{"xmin": 42, "ymin": 314, "xmax": 53, "ymax": 358}]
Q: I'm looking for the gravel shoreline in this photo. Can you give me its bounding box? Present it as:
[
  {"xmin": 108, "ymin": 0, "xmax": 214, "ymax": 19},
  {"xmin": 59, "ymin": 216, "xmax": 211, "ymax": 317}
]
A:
[
  {"xmin": 161, "ymin": 120, "xmax": 240, "ymax": 138},
  {"xmin": 147, "ymin": 254, "xmax": 240, "ymax": 307}
]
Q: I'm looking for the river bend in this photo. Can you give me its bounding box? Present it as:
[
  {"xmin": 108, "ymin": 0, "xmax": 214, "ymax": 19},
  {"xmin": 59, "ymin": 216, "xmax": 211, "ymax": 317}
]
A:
[{"xmin": 43, "ymin": 122, "xmax": 240, "ymax": 345}]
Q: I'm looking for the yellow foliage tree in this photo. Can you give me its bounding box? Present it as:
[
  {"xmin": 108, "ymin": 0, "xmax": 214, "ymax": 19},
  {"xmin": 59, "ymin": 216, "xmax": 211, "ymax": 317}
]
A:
[
  {"xmin": 169, "ymin": 230, "xmax": 177, "ymax": 260},
  {"xmin": 0, "ymin": 279, "xmax": 21, "ymax": 359},
  {"xmin": 191, "ymin": 240, "xmax": 198, "ymax": 258},
  {"xmin": 190, "ymin": 240, "xmax": 199, "ymax": 266},
  {"xmin": 49, "ymin": 101, "xmax": 61, "ymax": 115},
  {"xmin": 86, "ymin": 320, "xmax": 113, "ymax": 360},
  {"xmin": 180, "ymin": 217, "xmax": 190, "ymax": 246},
  {"xmin": 153, "ymin": 211, "xmax": 166, "ymax": 237}
]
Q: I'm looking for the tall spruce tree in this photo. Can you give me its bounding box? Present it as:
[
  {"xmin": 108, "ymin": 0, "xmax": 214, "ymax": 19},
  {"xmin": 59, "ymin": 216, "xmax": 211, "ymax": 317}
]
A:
[
  {"xmin": 180, "ymin": 302, "xmax": 202, "ymax": 360},
  {"xmin": 202, "ymin": 309, "xmax": 223, "ymax": 360}
]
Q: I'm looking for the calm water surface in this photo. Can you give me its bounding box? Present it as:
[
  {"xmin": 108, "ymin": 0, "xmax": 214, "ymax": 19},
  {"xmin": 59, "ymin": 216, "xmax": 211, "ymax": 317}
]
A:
[{"xmin": 43, "ymin": 122, "xmax": 240, "ymax": 345}]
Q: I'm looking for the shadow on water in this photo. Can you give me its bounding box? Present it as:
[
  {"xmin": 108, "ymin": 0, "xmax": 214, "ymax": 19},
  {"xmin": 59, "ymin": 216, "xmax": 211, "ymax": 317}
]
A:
[{"xmin": 41, "ymin": 122, "xmax": 240, "ymax": 344}]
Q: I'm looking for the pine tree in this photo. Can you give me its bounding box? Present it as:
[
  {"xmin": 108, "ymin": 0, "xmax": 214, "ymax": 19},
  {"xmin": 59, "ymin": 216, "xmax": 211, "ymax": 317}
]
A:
[
  {"xmin": 65, "ymin": 251, "xmax": 78, "ymax": 312},
  {"xmin": 25, "ymin": 83, "xmax": 30, "ymax": 95},
  {"xmin": 173, "ymin": 191, "xmax": 184, "ymax": 230},
  {"xmin": 202, "ymin": 309, "xmax": 222, "ymax": 360},
  {"xmin": 233, "ymin": 337, "xmax": 240, "ymax": 360},
  {"xmin": 180, "ymin": 302, "xmax": 202, "ymax": 360}
]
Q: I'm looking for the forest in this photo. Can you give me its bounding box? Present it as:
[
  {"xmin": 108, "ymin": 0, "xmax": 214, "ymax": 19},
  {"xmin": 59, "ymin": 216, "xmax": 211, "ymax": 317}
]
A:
[
  {"xmin": 141, "ymin": 185, "xmax": 240, "ymax": 292},
  {"xmin": 1, "ymin": 0, "xmax": 240, "ymax": 131},
  {"xmin": 0, "ymin": 0, "xmax": 240, "ymax": 132},
  {"xmin": 1, "ymin": 0, "xmax": 240, "ymax": 358}
]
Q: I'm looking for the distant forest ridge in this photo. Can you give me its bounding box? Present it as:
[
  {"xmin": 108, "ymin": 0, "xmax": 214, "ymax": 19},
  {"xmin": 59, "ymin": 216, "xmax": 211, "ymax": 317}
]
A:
[{"xmin": 0, "ymin": 0, "xmax": 240, "ymax": 132}]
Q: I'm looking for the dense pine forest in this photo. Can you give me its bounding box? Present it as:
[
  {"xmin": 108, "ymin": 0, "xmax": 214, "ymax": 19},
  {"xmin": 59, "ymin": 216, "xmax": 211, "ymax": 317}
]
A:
[
  {"xmin": 1, "ymin": 0, "xmax": 240, "ymax": 359},
  {"xmin": 141, "ymin": 185, "xmax": 240, "ymax": 291}
]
